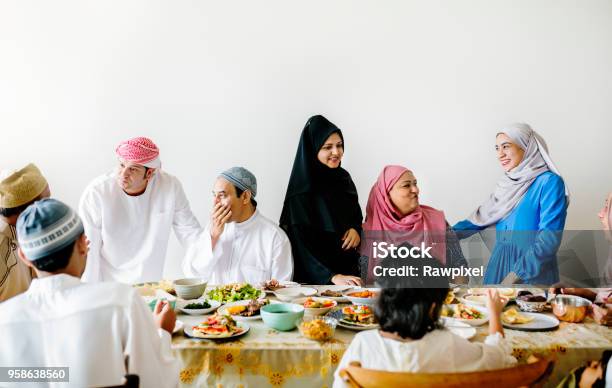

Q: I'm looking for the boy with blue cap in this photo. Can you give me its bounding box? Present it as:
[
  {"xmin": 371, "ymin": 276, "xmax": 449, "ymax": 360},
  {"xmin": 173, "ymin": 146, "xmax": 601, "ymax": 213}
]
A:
[{"xmin": 0, "ymin": 199, "xmax": 179, "ymax": 387}]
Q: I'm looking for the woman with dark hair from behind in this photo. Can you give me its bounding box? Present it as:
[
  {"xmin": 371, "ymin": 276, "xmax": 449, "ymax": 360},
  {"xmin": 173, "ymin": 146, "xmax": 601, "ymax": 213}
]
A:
[{"xmin": 333, "ymin": 256, "xmax": 516, "ymax": 388}]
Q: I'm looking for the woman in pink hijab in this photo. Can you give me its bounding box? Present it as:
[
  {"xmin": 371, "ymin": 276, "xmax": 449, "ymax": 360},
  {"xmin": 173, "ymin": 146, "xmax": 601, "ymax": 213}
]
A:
[{"xmin": 363, "ymin": 165, "xmax": 468, "ymax": 283}]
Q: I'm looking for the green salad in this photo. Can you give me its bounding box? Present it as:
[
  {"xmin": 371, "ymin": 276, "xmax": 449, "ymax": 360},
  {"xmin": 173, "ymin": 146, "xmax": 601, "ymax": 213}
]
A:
[{"xmin": 207, "ymin": 283, "xmax": 262, "ymax": 303}]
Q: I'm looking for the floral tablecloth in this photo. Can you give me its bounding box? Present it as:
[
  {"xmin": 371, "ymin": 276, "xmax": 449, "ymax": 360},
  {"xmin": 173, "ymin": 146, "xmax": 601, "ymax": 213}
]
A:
[{"xmin": 172, "ymin": 310, "xmax": 611, "ymax": 388}]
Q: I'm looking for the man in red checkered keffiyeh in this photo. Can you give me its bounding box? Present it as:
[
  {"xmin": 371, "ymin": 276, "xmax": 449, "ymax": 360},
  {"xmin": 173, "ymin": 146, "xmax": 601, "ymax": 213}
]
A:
[{"xmin": 115, "ymin": 136, "xmax": 161, "ymax": 169}]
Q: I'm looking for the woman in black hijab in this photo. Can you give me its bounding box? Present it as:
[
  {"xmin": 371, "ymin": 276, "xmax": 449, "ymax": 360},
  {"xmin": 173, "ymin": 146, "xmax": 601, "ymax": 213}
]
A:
[{"xmin": 280, "ymin": 115, "xmax": 363, "ymax": 285}]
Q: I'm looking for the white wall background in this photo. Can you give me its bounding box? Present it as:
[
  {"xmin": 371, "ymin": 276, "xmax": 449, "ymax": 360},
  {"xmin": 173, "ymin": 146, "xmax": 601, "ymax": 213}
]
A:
[{"xmin": 1, "ymin": 0, "xmax": 611, "ymax": 279}]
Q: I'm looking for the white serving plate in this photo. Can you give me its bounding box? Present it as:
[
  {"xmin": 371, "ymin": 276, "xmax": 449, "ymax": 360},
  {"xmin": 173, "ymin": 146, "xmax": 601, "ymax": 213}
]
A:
[
  {"xmin": 263, "ymin": 280, "xmax": 299, "ymax": 294},
  {"xmin": 441, "ymin": 318, "xmax": 477, "ymax": 340},
  {"xmin": 216, "ymin": 300, "xmax": 271, "ymax": 321},
  {"xmin": 502, "ymin": 312, "xmax": 559, "ymax": 332},
  {"xmin": 184, "ymin": 322, "xmax": 250, "ymax": 339},
  {"xmin": 273, "ymin": 287, "xmax": 317, "ymax": 302},
  {"xmin": 316, "ymin": 285, "xmax": 354, "ymax": 302},
  {"xmin": 327, "ymin": 309, "xmax": 379, "ymax": 331}
]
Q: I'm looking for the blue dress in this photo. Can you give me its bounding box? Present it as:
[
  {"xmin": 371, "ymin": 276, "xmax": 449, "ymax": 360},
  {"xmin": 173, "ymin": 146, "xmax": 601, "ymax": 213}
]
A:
[{"xmin": 453, "ymin": 171, "xmax": 567, "ymax": 285}]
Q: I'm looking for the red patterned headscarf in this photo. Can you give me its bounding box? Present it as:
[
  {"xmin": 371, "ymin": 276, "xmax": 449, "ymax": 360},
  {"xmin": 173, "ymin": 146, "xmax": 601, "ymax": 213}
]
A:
[{"xmin": 115, "ymin": 137, "xmax": 161, "ymax": 168}]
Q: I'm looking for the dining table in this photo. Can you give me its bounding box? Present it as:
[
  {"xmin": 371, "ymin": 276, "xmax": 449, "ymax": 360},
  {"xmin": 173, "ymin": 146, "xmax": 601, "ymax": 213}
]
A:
[{"xmin": 166, "ymin": 286, "xmax": 612, "ymax": 388}]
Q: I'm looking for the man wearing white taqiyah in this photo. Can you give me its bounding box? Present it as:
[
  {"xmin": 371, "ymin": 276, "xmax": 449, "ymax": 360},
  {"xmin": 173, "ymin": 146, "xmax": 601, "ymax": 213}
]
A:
[
  {"xmin": 79, "ymin": 137, "xmax": 202, "ymax": 283},
  {"xmin": 183, "ymin": 167, "xmax": 293, "ymax": 284},
  {"xmin": 0, "ymin": 199, "xmax": 179, "ymax": 388}
]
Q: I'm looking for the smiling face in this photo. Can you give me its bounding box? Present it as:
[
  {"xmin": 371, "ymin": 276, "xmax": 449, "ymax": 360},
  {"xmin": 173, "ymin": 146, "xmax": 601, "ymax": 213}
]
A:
[
  {"xmin": 317, "ymin": 132, "xmax": 344, "ymax": 168},
  {"xmin": 389, "ymin": 171, "xmax": 420, "ymax": 216},
  {"xmin": 495, "ymin": 133, "xmax": 525, "ymax": 172}
]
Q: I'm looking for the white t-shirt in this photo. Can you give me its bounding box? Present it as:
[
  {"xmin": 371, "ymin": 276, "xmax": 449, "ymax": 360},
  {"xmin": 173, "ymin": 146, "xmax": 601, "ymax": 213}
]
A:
[
  {"xmin": 333, "ymin": 328, "xmax": 516, "ymax": 388},
  {"xmin": 79, "ymin": 170, "xmax": 201, "ymax": 283},
  {"xmin": 182, "ymin": 210, "xmax": 293, "ymax": 284},
  {"xmin": 0, "ymin": 274, "xmax": 179, "ymax": 387}
]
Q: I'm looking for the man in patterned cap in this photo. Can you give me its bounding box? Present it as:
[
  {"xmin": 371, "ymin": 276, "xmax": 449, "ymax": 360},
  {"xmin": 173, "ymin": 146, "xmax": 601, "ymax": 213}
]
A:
[
  {"xmin": 0, "ymin": 163, "xmax": 50, "ymax": 301},
  {"xmin": 183, "ymin": 167, "xmax": 293, "ymax": 284},
  {"xmin": 0, "ymin": 199, "xmax": 179, "ymax": 387},
  {"xmin": 79, "ymin": 136, "xmax": 201, "ymax": 283}
]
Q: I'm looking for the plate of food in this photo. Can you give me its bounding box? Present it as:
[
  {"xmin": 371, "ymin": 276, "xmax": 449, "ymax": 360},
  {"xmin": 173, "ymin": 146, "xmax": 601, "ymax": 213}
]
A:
[
  {"xmin": 328, "ymin": 305, "xmax": 379, "ymax": 331},
  {"xmin": 217, "ymin": 298, "xmax": 271, "ymax": 321},
  {"xmin": 316, "ymin": 285, "xmax": 354, "ymax": 302},
  {"xmin": 178, "ymin": 299, "xmax": 221, "ymax": 315},
  {"xmin": 135, "ymin": 280, "xmax": 176, "ymax": 296},
  {"xmin": 184, "ymin": 314, "xmax": 250, "ymax": 339},
  {"xmin": 206, "ymin": 283, "xmax": 265, "ymax": 304},
  {"xmin": 343, "ymin": 288, "xmax": 380, "ymax": 306},
  {"xmin": 468, "ymin": 288, "xmax": 517, "ymax": 300},
  {"xmin": 293, "ymin": 297, "xmax": 337, "ymax": 316},
  {"xmin": 441, "ymin": 318, "xmax": 477, "ymax": 340},
  {"xmin": 501, "ymin": 307, "xmax": 559, "ymax": 331},
  {"xmin": 273, "ymin": 287, "xmax": 318, "ymax": 302},
  {"xmin": 261, "ymin": 279, "xmax": 299, "ymax": 293},
  {"xmin": 441, "ymin": 304, "xmax": 488, "ymax": 326}
]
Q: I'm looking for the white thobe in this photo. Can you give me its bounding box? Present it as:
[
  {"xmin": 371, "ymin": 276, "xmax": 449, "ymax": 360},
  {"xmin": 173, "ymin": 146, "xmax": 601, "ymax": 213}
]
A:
[
  {"xmin": 0, "ymin": 274, "xmax": 179, "ymax": 388},
  {"xmin": 79, "ymin": 170, "xmax": 201, "ymax": 283},
  {"xmin": 182, "ymin": 210, "xmax": 293, "ymax": 284},
  {"xmin": 333, "ymin": 329, "xmax": 516, "ymax": 388}
]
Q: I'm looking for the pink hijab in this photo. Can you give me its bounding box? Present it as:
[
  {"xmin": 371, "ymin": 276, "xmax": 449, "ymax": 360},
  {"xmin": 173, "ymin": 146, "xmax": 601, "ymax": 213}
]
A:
[{"xmin": 363, "ymin": 165, "xmax": 448, "ymax": 264}]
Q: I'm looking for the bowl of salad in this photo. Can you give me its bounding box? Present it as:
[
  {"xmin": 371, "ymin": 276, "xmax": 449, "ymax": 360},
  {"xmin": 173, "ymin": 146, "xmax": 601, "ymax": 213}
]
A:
[
  {"xmin": 293, "ymin": 297, "xmax": 337, "ymax": 316},
  {"xmin": 207, "ymin": 283, "xmax": 265, "ymax": 304},
  {"xmin": 441, "ymin": 303, "xmax": 489, "ymax": 326}
]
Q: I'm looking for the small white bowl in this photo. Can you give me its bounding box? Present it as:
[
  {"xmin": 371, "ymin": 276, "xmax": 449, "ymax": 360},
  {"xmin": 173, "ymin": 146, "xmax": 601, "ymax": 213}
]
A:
[
  {"xmin": 178, "ymin": 299, "xmax": 220, "ymax": 315},
  {"xmin": 273, "ymin": 287, "xmax": 317, "ymax": 302},
  {"xmin": 293, "ymin": 297, "xmax": 338, "ymax": 316},
  {"xmin": 343, "ymin": 288, "xmax": 381, "ymax": 306},
  {"xmin": 173, "ymin": 278, "xmax": 207, "ymax": 300},
  {"xmin": 460, "ymin": 294, "xmax": 487, "ymax": 306}
]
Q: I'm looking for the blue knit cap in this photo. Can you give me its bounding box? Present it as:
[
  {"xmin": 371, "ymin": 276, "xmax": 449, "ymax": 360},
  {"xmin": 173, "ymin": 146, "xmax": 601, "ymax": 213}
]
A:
[{"xmin": 16, "ymin": 198, "xmax": 84, "ymax": 261}]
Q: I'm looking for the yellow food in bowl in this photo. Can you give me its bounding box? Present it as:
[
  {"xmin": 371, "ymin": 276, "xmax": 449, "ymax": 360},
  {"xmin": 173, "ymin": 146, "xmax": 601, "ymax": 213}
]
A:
[{"xmin": 300, "ymin": 320, "xmax": 333, "ymax": 341}]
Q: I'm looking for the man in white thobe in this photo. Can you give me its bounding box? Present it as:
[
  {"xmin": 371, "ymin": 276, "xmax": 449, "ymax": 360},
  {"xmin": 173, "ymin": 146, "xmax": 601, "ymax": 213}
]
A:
[
  {"xmin": 183, "ymin": 167, "xmax": 293, "ymax": 284},
  {"xmin": 0, "ymin": 199, "xmax": 179, "ymax": 387},
  {"xmin": 79, "ymin": 136, "xmax": 201, "ymax": 283}
]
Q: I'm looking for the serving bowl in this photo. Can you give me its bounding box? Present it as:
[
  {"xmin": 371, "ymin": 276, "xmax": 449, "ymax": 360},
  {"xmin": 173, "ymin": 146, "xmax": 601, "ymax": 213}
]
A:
[
  {"xmin": 173, "ymin": 278, "xmax": 207, "ymax": 300},
  {"xmin": 178, "ymin": 299, "xmax": 220, "ymax": 315},
  {"xmin": 551, "ymin": 295, "xmax": 591, "ymax": 323},
  {"xmin": 293, "ymin": 297, "xmax": 337, "ymax": 316},
  {"xmin": 297, "ymin": 316, "xmax": 338, "ymax": 341},
  {"xmin": 273, "ymin": 287, "xmax": 317, "ymax": 302},
  {"xmin": 343, "ymin": 288, "xmax": 381, "ymax": 306},
  {"xmin": 260, "ymin": 303, "xmax": 305, "ymax": 331}
]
